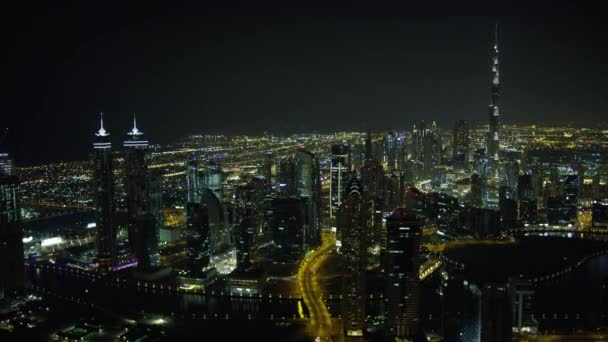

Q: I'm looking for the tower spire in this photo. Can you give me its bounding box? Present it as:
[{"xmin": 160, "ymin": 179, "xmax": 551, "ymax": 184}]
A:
[
  {"xmin": 494, "ymin": 21, "xmax": 499, "ymax": 50},
  {"xmin": 96, "ymin": 112, "xmax": 109, "ymax": 137},
  {"xmin": 128, "ymin": 113, "xmax": 143, "ymax": 136}
]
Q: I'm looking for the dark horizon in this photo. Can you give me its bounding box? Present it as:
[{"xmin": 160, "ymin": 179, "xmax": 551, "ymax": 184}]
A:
[{"xmin": 7, "ymin": 2, "xmax": 608, "ymax": 164}]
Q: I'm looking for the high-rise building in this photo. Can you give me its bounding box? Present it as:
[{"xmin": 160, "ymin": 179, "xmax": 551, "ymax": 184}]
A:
[
  {"xmin": 279, "ymin": 156, "xmax": 298, "ymax": 197},
  {"xmin": 441, "ymin": 272, "xmax": 482, "ymax": 342},
  {"xmin": 360, "ymin": 161, "xmax": 384, "ymax": 199},
  {"xmin": 330, "ymin": 143, "xmax": 351, "ymax": 217},
  {"xmin": 467, "ymin": 207, "xmax": 501, "ymax": 238},
  {"xmin": 480, "ymin": 282, "xmax": 512, "ymax": 342},
  {"xmin": 146, "ymin": 169, "xmax": 163, "ymax": 268},
  {"xmin": 404, "ymin": 187, "xmax": 425, "ymax": 214},
  {"xmin": 352, "ymin": 139, "xmax": 365, "ymax": 173},
  {"xmin": 396, "ymin": 133, "xmax": 408, "ymax": 171},
  {"xmin": 233, "ymin": 185, "xmax": 258, "ymax": 269},
  {"xmin": 263, "ymin": 151, "xmax": 274, "ymax": 191},
  {"xmin": 483, "ymin": 25, "xmax": 502, "ymax": 209},
  {"xmin": 271, "ymin": 197, "xmax": 305, "ymax": 262},
  {"xmin": 185, "ymin": 158, "xmax": 209, "ymax": 253},
  {"xmin": 370, "ymin": 197, "xmax": 384, "ymax": 267},
  {"xmin": 546, "ymin": 175, "xmax": 579, "ymax": 225},
  {"xmin": 124, "ymin": 117, "xmax": 162, "ymax": 271},
  {"xmin": 295, "ymin": 149, "xmax": 321, "ymax": 248},
  {"xmin": 422, "ymin": 123, "xmax": 433, "ymax": 178},
  {"xmin": 412, "ymin": 120, "xmax": 441, "ymax": 179},
  {"xmin": 487, "ymin": 24, "xmax": 501, "ymax": 170},
  {"xmin": 201, "ymin": 188, "xmax": 228, "ymax": 254},
  {"xmin": 385, "ymin": 131, "xmax": 397, "ymax": 171},
  {"xmin": 563, "ymin": 175, "xmax": 579, "ymax": 206},
  {"xmin": 517, "ymin": 174, "xmax": 537, "ymax": 223},
  {"xmin": 0, "ymin": 129, "xmax": 14, "ymax": 176},
  {"xmin": 431, "ymin": 121, "xmax": 442, "ymax": 165},
  {"xmin": 470, "ymin": 173, "xmax": 483, "ymax": 208},
  {"xmin": 338, "ymin": 178, "xmax": 370, "ymax": 338},
  {"xmin": 93, "ymin": 113, "xmax": 117, "ymax": 269},
  {"xmin": 365, "ymin": 128, "xmax": 373, "ymax": 163},
  {"xmin": 453, "ymin": 120, "xmax": 469, "ymax": 171},
  {"xmin": 385, "ymin": 171, "xmax": 405, "ymax": 210},
  {"xmin": 186, "ymin": 199, "xmax": 208, "ymax": 251},
  {"xmin": 499, "ymin": 186, "xmax": 517, "ymax": 229},
  {"xmin": 186, "ymin": 159, "xmax": 202, "ymax": 204},
  {"xmin": 509, "ymin": 278, "xmax": 536, "ymax": 336},
  {"xmin": 411, "ymin": 121, "xmax": 424, "ymax": 162},
  {"xmin": 124, "ymin": 116, "xmax": 150, "ymax": 255},
  {"xmin": 0, "ymin": 148, "xmax": 24, "ymax": 299},
  {"xmin": 0, "ymin": 155, "xmax": 13, "ymax": 178},
  {"xmin": 384, "ymin": 208, "xmax": 422, "ymax": 340},
  {"xmin": 204, "ymin": 159, "xmax": 223, "ymax": 201},
  {"xmin": 593, "ymin": 171, "xmax": 602, "ymax": 199},
  {"xmin": 577, "ymin": 163, "xmax": 586, "ymax": 199}
]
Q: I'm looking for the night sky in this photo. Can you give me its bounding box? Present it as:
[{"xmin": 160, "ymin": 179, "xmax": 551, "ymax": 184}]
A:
[{"xmin": 6, "ymin": 2, "xmax": 608, "ymax": 164}]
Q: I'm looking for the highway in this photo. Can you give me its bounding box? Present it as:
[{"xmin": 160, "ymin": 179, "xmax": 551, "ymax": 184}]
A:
[{"xmin": 297, "ymin": 232, "xmax": 336, "ymax": 341}]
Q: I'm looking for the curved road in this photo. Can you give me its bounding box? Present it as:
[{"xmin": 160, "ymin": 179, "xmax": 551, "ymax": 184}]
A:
[{"xmin": 297, "ymin": 232, "xmax": 336, "ymax": 341}]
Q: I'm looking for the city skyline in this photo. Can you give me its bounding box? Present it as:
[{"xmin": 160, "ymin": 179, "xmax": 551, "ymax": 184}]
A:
[
  {"xmin": 7, "ymin": 3, "xmax": 608, "ymax": 164},
  {"xmin": 4, "ymin": 3, "xmax": 608, "ymax": 341}
]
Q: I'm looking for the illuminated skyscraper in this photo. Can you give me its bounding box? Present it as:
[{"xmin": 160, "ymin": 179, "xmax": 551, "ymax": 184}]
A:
[
  {"xmin": 0, "ymin": 146, "xmax": 23, "ymax": 299},
  {"xmin": 234, "ymin": 185, "xmax": 258, "ymax": 269},
  {"xmin": 93, "ymin": 113, "xmax": 116, "ymax": 269},
  {"xmin": 487, "ymin": 24, "xmax": 501, "ymax": 169},
  {"xmin": 338, "ymin": 178, "xmax": 370, "ymax": 338},
  {"xmin": 386, "ymin": 171, "xmax": 405, "ymax": 210},
  {"xmin": 360, "ymin": 161, "xmax": 384, "ymax": 199},
  {"xmin": 415, "ymin": 120, "xmax": 440, "ymax": 179},
  {"xmin": 385, "ymin": 131, "xmax": 397, "ymax": 172},
  {"xmin": 0, "ymin": 156, "xmax": 12, "ymax": 178},
  {"xmin": 330, "ymin": 143, "xmax": 351, "ymax": 217},
  {"xmin": 201, "ymin": 188, "xmax": 227, "ymax": 254},
  {"xmin": 384, "ymin": 208, "xmax": 422, "ymax": 340},
  {"xmin": 186, "ymin": 159, "xmax": 202, "ymax": 204},
  {"xmin": 263, "ymin": 151, "xmax": 274, "ymax": 191},
  {"xmin": 146, "ymin": 169, "xmax": 162, "ymax": 268},
  {"xmin": 546, "ymin": 174, "xmax": 579, "ymax": 224},
  {"xmin": 124, "ymin": 116, "xmax": 161, "ymax": 271},
  {"xmin": 593, "ymin": 171, "xmax": 601, "ymax": 199},
  {"xmin": 352, "ymin": 138, "xmax": 365, "ymax": 173},
  {"xmin": 279, "ymin": 156, "xmax": 298, "ymax": 197},
  {"xmin": 204, "ymin": 159, "xmax": 223, "ymax": 201},
  {"xmin": 186, "ymin": 158, "xmax": 207, "ymax": 253},
  {"xmin": 295, "ymin": 148, "xmax": 321, "ymax": 248},
  {"xmin": 0, "ymin": 129, "xmax": 13, "ymax": 176},
  {"xmin": 365, "ymin": 128, "xmax": 373, "ymax": 163},
  {"xmin": 452, "ymin": 120, "xmax": 469, "ymax": 171},
  {"xmin": 482, "ymin": 25, "xmax": 502, "ymax": 209},
  {"xmin": 124, "ymin": 116, "xmax": 149, "ymax": 254},
  {"xmin": 411, "ymin": 122, "xmax": 423, "ymax": 162},
  {"xmin": 396, "ymin": 133, "xmax": 407, "ymax": 171}
]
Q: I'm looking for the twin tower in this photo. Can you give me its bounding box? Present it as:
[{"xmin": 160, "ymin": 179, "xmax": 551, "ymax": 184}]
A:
[{"xmin": 93, "ymin": 113, "xmax": 162, "ymax": 272}]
